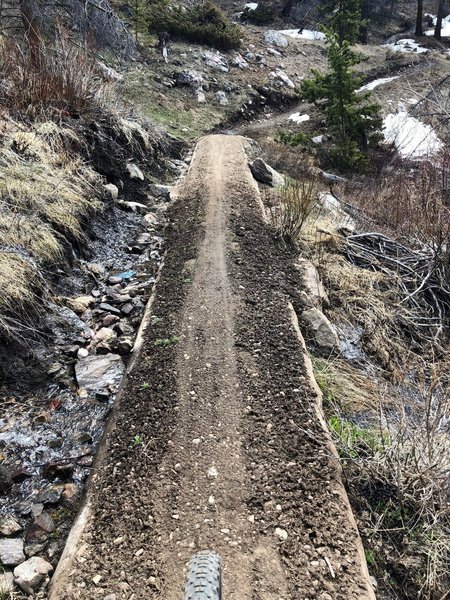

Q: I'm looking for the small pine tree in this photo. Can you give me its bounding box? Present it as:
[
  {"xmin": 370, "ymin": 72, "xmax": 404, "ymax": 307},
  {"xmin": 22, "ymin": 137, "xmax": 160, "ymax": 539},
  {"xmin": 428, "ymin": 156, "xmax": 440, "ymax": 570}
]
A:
[
  {"xmin": 320, "ymin": 0, "xmax": 363, "ymax": 44},
  {"xmin": 300, "ymin": 2, "xmax": 382, "ymax": 171}
]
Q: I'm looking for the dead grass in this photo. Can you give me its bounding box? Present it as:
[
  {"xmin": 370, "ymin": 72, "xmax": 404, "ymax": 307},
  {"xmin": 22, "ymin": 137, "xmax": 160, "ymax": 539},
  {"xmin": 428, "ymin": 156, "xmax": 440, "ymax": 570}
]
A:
[{"xmin": 0, "ymin": 116, "xmax": 102, "ymax": 341}]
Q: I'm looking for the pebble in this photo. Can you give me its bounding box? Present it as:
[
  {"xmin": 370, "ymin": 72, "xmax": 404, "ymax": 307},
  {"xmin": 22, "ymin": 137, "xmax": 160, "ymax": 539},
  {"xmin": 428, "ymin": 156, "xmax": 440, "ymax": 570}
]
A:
[
  {"xmin": 207, "ymin": 466, "xmax": 218, "ymax": 479},
  {"xmin": 92, "ymin": 574, "xmax": 102, "ymax": 585},
  {"xmin": 135, "ymin": 548, "xmax": 144, "ymax": 557},
  {"xmin": 192, "ymin": 438, "xmax": 201, "ymax": 445},
  {"xmin": 274, "ymin": 527, "xmax": 288, "ymax": 541}
]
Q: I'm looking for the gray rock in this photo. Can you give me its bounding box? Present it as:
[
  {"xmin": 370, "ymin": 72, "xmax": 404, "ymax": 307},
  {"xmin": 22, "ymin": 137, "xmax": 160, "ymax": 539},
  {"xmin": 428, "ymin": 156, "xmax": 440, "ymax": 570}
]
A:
[
  {"xmin": 0, "ymin": 465, "xmax": 13, "ymax": 495},
  {"xmin": 202, "ymin": 50, "xmax": 229, "ymax": 73},
  {"xmin": 0, "ymin": 570, "xmax": 14, "ymax": 594},
  {"xmin": 216, "ymin": 91, "xmax": 229, "ymax": 106},
  {"xmin": 197, "ymin": 90, "xmax": 206, "ymax": 104},
  {"xmin": 37, "ymin": 484, "xmax": 64, "ymax": 506},
  {"xmin": 75, "ymin": 354, "xmax": 125, "ymax": 393},
  {"xmin": 267, "ymin": 47, "xmax": 282, "ymax": 56},
  {"xmin": 99, "ymin": 303, "xmax": 122, "ymax": 316},
  {"xmin": 148, "ymin": 184, "xmax": 171, "ymax": 201},
  {"xmin": 117, "ymin": 200, "xmax": 148, "ymax": 214},
  {"xmin": 176, "ymin": 70, "xmax": 203, "ymax": 88},
  {"xmin": 25, "ymin": 512, "xmax": 54, "ymax": 544},
  {"xmin": 0, "ymin": 514, "xmax": 22, "ymax": 536},
  {"xmin": 0, "ymin": 538, "xmax": 25, "ymax": 566},
  {"xmin": 126, "ymin": 163, "xmax": 144, "ymax": 181},
  {"xmin": 302, "ymin": 308, "xmax": 338, "ymax": 352},
  {"xmin": 231, "ymin": 53, "xmax": 249, "ymax": 69},
  {"xmin": 264, "ymin": 30, "xmax": 288, "ymax": 47},
  {"xmin": 116, "ymin": 337, "xmax": 134, "ymax": 355},
  {"xmin": 14, "ymin": 556, "xmax": 53, "ymax": 594},
  {"xmin": 269, "ymin": 69, "xmax": 295, "ymax": 89},
  {"xmin": 249, "ymin": 158, "xmax": 284, "ymax": 188},
  {"xmin": 104, "ymin": 183, "xmax": 119, "ymax": 201},
  {"xmin": 295, "ymin": 259, "xmax": 329, "ymax": 308}
]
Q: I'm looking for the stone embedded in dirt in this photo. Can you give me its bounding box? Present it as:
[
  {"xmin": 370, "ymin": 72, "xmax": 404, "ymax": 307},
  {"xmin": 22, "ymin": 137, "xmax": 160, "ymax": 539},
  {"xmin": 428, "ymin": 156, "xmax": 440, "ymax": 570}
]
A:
[
  {"xmin": 267, "ymin": 47, "xmax": 282, "ymax": 57},
  {"xmin": 25, "ymin": 512, "xmax": 55, "ymax": 543},
  {"xmin": 75, "ymin": 354, "xmax": 125, "ymax": 393},
  {"xmin": 274, "ymin": 527, "xmax": 288, "ymax": 541},
  {"xmin": 67, "ymin": 295, "xmax": 95, "ymax": 315},
  {"xmin": 269, "ymin": 69, "xmax": 295, "ymax": 89},
  {"xmin": 295, "ymin": 259, "xmax": 329, "ymax": 308},
  {"xmin": 94, "ymin": 327, "xmax": 117, "ymax": 345},
  {"xmin": 197, "ymin": 90, "xmax": 206, "ymax": 104},
  {"xmin": 207, "ymin": 466, "xmax": 218, "ymax": 479},
  {"xmin": 99, "ymin": 303, "xmax": 122, "ymax": 316},
  {"xmin": 216, "ymin": 91, "xmax": 229, "ymax": 106},
  {"xmin": 0, "ymin": 514, "xmax": 22, "ymax": 536},
  {"xmin": 104, "ymin": 595, "xmax": 117, "ymax": 600},
  {"xmin": 175, "ymin": 70, "xmax": 203, "ymax": 88},
  {"xmin": 148, "ymin": 184, "xmax": 171, "ymax": 201},
  {"xmin": 121, "ymin": 303, "xmax": 134, "ymax": 316},
  {"xmin": 126, "ymin": 163, "xmax": 144, "ymax": 181},
  {"xmin": 264, "ymin": 30, "xmax": 288, "ymax": 47},
  {"xmin": 104, "ymin": 183, "xmax": 119, "ymax": 201},
  {"xmin": 231, "ymin": 53, "xmax": 249, "ymax": 69},
  {"xmin": 202, "ymin": 50, "xmax": 229, "ymax": 73},
  {"xmin": 14, "ymin": 556, "xmax": 53, "ymax": 594},
  {"xmin": 116, "ymin": 336, "xmax": 134, "ymax": 356},
  {"xmin": 301, "ymin": 307, "xmax": 339, "ymax": 353},
  {"xmin": 11, "ymin": 468, "xmax": 32, "ymax": 484},
  {"xmin": 249, "ymin": 158, "xmax": 284, "ymax": 188},
  {"xmin": 0, "ymin": 538, "xmax": 25, "ymax": 566},
  {"xmin": 117, "ymin": 200, "xmax": 149, "ymax": 214}
]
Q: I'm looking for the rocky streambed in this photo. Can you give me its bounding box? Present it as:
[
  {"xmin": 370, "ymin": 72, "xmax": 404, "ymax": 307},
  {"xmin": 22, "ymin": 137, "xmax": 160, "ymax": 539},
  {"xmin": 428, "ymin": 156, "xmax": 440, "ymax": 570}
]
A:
[{"xmin": 0, "ymin": 157, "xmax": 189, "ymax": 596}]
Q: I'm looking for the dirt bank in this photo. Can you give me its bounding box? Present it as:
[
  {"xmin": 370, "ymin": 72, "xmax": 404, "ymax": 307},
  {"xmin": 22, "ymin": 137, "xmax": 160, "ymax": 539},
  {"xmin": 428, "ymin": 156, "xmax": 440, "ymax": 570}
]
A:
[{"xmin": 50, "ymin": 135, "xmax": 374, "ymax": 600}]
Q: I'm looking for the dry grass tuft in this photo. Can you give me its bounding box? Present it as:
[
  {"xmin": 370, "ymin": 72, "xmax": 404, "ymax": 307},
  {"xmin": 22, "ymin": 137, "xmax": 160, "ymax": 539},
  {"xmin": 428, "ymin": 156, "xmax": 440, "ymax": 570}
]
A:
[{"xmin": 0, "ymin": 116, "xmax": 102, "ymax": 340}]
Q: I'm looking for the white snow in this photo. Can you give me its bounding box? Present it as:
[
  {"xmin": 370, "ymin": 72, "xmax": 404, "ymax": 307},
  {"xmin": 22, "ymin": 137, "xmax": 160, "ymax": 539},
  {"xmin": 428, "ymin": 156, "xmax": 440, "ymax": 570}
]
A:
[
  {"xmin": 384, "ymin": 38, "xmax": 428, "ymax": 54},
  {"xmin": 244, "ymin": 2, "xmax": 258, "ymax": 10},
  {"xmin": 383, "ymin": 105, "xmax": 444, "ymax": 159},
  {"xmin": 312, "ymin": 135, "xmax": 325, "ymax": 144},
  {"xmin": 288, "ymin": 112, "xmax": 310, "ymax": 124},
  {"xmin": 357, "ymin": 76, "xmax": 400, "ymax": 92},
  {"xmin": 425, "ymin": 14, "xmax": 450, "ymax": 37},
  {"xmin": 279, "ymin": 29, "xmax": 326, "ymax": 41}
]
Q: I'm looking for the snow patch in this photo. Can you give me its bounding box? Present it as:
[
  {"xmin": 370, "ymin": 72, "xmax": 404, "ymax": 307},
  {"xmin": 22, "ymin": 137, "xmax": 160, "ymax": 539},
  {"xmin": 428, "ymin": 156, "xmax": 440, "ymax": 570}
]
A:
[
  {"xmin": 288, "ymin": 112, "xmax": 310, "ymax": 124},
  {"xmin": 425, "ymin": 14, "xmax": 450, "ymax": 37},
  {"xmin": 357, "ymin": 76, "xmax": 400, "ymax": 92},
  {"xmin": 384, "ymin": 38, "xmax": 428, "ymax": 54},
  {"xmin": 279, "ymin": 29, "xmax": 326, "ymax": 41},
  {"xmin": 383, "ymin": 105, "xmax": 444, "ymax": 159}
]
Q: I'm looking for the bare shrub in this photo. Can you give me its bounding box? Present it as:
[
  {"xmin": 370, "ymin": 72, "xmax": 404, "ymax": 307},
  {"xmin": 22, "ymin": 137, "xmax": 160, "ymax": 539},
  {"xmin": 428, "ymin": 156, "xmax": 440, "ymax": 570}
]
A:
[
  {"xmin": 0, "ymin": 29, "xmax": 108, "ymax": 115},
  {"xmin": 266, "ymin": 178, "xmax": 319, "ymax": 247}
]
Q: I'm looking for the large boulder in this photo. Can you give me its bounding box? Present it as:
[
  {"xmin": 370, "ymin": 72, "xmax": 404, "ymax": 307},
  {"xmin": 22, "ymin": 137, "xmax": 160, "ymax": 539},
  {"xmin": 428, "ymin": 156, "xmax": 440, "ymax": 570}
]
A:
[
  {"xmin": 249, "ymin": 158, "xmax": 284, "ymax": 188},
  {"xmin": 264, "ymin": 30, "xmax": 288, "ymax": 47},
  {"xmin": 14, "ymin": 557, "xmax": 53, "ymax": 594},
  {"xmin": 302, "ymin": 308, "xmax": 338, "ymax": 353}
]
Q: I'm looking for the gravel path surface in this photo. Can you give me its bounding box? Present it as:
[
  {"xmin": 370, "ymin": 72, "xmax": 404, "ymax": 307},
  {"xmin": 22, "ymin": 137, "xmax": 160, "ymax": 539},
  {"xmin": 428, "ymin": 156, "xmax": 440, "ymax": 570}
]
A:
[{"xmin": 49, "ymin": 135, "xmax": 375, "ymax": 600}]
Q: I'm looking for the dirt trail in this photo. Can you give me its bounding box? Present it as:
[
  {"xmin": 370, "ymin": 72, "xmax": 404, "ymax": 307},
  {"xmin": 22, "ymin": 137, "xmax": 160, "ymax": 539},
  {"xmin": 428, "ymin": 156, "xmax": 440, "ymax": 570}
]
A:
[{"xmin": 50, "ymin": 135, "xmax": 374, "ymax": 600}]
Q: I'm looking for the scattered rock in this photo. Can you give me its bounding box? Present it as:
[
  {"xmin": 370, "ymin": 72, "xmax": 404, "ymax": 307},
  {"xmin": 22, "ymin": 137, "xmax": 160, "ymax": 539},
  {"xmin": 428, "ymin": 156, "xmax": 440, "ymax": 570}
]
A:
[
  {"xmin": 197, "ymin": 90, "xmax": 206, "ymax": 103},
  {"xmin": 75, "ymin": 354, "xmax": 125, "ymax": 393},
  {"xmin": 275, "ymin": 527, "xmax": 288, "ymax": 541},
  {"xmin": 269, "ymin": 69, "xmax": 295, "ymax": 89},
  {"xmin": 77, "ymin": 347, "xmax": 89, "ymax": 359},
  {"xmin": 117, "ymin": 200, "xmax": 148, "ymax": 214},
  {"xmin": 302, "ymin": 307, "xmax": 338, "ymax": 352},
  {"xmin": 202, "ymin": 50, "xmax": 229, "ymax": 73},
  {"xmin": 14, "ymin": 556, "xmax": 53, "ymax": 594},
  {"xmin": 249, "ymin": 158, "xmax": 284, "ymax": 187},
  {"xmin": 0, "ymin": 515, "xmax": 22, "ymax": 536},
  {"xmin": 0, "ymin": 465, "xmax": 13, "ymax": 495},
  {"xmin": 231, "ymin": 53, "xmax": 249, "ymax": 69},
  {"xmin": 116, "ymin": 336, "xmax": 134, "ymax": 355},
  {"xmin": 104, "ymin": 183, "xmax": 119, "ymax": 201},
  {"xmin": 99, "ymin": 303, "xmax": 122, "ymax": 317},
  {"xmin": 11, "ymin": 468, "xmax": 32, "ymax": 484},
  {"xmin": 267, "ymin": 47, "xmax": 282, "ymax": 56},
  {"xmin": 126, "ymin": 163, "xmax": 144, "ymax": 181},
  {"xmin": 216, "ymin": 91, "xmax": 229, "ymax": 106},
  {"xmin": 67, "ymin": 296, "xmax": 95, "ymax": 315},
  {"xmin": 37, "ymin": 484, "xmax": 64, "ymax": 506},
  {"xmin": 175, "ymin": 70, "xmax": 203, "ymax": 88},
  {"xmin": 148, "ymin": 184, "xmax": 171, "ymax": 201},
  {"xmin": 42, "ymin": 462, "xmax": 75, "ymax": 481},
  {"xmin": 25, "ymin": 512, "xmax": 54, "ymax": 543},
  {"xmin": 94, "ymin": 327, "xmax": 117, "ymax": 346},
  {"xmin": 0, "ymin": 538, "xmax": 25, "ymax": 566},
  {"xmin": 264, "ymin": 30, "xmax": 288, "ymax": 47}
]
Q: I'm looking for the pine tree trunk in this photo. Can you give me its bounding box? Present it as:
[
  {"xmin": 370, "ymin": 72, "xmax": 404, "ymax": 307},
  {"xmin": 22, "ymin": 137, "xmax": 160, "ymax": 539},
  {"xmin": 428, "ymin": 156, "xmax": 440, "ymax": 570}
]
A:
[
  {"xmin": 20, "ymin": 0, "xmax": 42, "ymax": 68},
  {"xmin": 415, "ymin": 0, "xmax": 424, "ymax": 36},
  {"xmin": 434, "ymin": 0, "xmax": 445, "ymax": 39}
]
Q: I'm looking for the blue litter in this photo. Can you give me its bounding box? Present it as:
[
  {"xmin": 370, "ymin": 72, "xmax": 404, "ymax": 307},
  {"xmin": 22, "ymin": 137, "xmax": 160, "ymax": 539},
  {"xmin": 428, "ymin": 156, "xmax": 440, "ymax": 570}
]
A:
[{"xmin": 118, "ymin": 270, "xmax": 136, "ymax": 280}]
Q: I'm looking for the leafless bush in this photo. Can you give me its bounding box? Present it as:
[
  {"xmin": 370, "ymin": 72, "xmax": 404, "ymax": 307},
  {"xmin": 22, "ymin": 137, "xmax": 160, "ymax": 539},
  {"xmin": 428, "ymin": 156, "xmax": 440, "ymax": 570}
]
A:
[
  {"xmin": 266, "ymin": 178, "xmax": 319, "ymax": 247},
  {"xmin": 0, "ymin": 29, "xmax": 108, "ymax": 115}
]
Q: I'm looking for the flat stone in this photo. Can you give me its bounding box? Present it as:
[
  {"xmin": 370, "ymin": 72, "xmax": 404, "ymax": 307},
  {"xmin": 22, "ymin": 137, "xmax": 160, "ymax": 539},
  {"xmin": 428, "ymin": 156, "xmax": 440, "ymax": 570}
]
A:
[
  {"xmin": 0, "ymin": 538, "xmax": 25, "ymax": 566},
  {"xmin": 14, "ymin": 556, "xmax": 53, "ymax": 593},
  {"xmin": 99, "ymin": 303, "xmax": 122, "ymax": 317},
  {"xmin": 295, "ymin": 259, "xmax": 329, "ymax": 308},
  {"xmin": 75, "ymin": 354, "xmax": 124, "ymax": 393}
]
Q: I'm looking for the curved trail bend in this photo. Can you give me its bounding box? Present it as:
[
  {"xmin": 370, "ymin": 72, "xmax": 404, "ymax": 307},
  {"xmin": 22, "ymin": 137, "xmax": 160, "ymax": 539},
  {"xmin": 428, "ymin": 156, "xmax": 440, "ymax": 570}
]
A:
[{"xmin": 50, "ymin": 135, "xmax": 375, "ymax": 600}]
